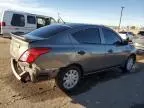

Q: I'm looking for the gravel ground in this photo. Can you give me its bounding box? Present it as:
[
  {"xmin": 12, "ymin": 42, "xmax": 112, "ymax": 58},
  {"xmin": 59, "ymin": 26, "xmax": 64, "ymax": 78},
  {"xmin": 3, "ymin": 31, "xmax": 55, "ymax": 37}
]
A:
[{"xmin": 0, "ymin": 38, "xmax": 144, "ymax": 108}]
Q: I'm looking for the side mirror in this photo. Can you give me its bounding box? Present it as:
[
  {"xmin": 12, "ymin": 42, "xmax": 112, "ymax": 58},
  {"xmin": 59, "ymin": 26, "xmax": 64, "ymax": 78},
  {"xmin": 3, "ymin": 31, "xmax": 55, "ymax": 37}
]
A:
[{"xmin": 123, "ymin": 40, "xmax": 128, "ymax": 45}]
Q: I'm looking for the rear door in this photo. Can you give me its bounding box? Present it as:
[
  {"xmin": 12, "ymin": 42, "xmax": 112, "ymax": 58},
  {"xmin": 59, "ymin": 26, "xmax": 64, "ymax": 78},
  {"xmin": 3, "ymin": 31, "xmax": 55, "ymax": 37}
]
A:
[
  {"xmin": 71, "ymin": 27, "xmax": 106, "ymax": 73},
  {"xmin": 102, "ymin": 27, "xmax": 126, "ymax": 67}
]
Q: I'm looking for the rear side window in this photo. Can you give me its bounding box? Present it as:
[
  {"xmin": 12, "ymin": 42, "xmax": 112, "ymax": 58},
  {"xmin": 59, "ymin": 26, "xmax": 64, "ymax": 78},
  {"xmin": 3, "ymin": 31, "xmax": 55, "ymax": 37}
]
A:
[
  {"xmin": 72, "ymin": 28, "xmax": 101, "ymax": 44},
  {"xmin": 102, "ymin": 28, "xmax": 121, "ymax": 45},
  {"xmin": 11, "ymin": 14, "xmax": 25, "ymax": 27},
  {"xmin": 27, "ymin": 15, "xmax": 36, "ymax": 24},
  {"xmin": 27, "ymin": 24, "xmax": 70, "ymax": 38}
]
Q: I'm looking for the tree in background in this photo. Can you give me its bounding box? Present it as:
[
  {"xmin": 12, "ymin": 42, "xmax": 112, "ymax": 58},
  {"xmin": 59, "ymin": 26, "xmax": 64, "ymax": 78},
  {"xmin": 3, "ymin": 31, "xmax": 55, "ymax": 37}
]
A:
[{"xmin": 130, "ymin": 26, "xmax": 136, "ymax": 30}]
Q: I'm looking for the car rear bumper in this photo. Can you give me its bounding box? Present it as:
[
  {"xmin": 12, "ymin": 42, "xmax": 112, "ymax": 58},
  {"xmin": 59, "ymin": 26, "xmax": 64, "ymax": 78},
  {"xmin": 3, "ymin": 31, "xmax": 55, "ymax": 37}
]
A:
[{"xmin": 11, "ymin": 58, "xmax": 59, "ymax": 83}]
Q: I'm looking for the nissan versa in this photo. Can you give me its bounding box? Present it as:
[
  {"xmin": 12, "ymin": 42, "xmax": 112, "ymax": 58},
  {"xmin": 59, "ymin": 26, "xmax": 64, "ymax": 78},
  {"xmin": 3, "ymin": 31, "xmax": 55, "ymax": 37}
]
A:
[{"xmin": 10, "ymin": 24, "xmax": 136, "ymax": 92}]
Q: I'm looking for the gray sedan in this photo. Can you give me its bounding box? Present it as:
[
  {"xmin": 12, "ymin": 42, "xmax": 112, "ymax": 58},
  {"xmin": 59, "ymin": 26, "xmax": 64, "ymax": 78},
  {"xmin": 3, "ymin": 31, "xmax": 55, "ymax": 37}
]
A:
[{"xmin": 10, "ymin": 23, "xmax": 136, "ymax": 92}]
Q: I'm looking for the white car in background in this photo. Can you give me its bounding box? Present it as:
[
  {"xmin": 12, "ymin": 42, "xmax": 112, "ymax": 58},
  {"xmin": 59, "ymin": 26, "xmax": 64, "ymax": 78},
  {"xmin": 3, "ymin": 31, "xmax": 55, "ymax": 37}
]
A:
[
  {"xmin": 119, "ymin": 31, "xmax": 134, "ymax": 42},
  {"xmin": 133, "ymin": 31, "xmax": 144, "ymax": 54},
  {"xmin": 0, "ymin": 9, "xmax": 57, "ymax": 37}
]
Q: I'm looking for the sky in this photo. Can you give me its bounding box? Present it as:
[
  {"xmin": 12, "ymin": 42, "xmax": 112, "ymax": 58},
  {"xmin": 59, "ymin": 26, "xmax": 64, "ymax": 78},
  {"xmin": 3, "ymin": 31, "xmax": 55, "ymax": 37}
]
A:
[{"xmin": 0, "ymin": 0, "xmax": 144, "ymax": 26}]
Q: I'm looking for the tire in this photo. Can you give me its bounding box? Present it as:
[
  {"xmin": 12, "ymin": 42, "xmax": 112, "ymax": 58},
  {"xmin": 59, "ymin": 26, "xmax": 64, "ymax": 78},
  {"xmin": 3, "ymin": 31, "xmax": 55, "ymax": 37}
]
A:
[
  {"xmin": 55, "ymin": 66, "xmax": 81, "ymax": 93},
  {"xmin": 122, "ymin": 55, "xmax": 136, "ymax": 73}
]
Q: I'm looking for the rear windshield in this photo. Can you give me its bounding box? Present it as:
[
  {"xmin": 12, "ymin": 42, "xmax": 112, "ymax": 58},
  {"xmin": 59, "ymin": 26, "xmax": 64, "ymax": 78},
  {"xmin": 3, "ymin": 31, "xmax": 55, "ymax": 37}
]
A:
[{"xmin": 27, "ymin": 24, "xmax": 70, "ymax": 38}]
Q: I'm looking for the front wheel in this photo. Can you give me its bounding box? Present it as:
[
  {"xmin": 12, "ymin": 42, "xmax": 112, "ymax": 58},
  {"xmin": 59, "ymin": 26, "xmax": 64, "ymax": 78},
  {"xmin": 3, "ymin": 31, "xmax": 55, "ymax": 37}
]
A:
[
  {"xmin": 123, "ymin": 56, "xmax": 136, "ymax": 73},
  {"xmin": 55, "ymin": 66, "xmax": 81, "ymax": 93}
]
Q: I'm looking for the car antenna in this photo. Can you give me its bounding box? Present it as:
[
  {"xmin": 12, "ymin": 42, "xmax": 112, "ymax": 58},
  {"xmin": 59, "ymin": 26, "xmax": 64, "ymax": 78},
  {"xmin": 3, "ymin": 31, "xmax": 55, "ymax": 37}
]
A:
[{"xmin": 57, "ymin": 11, "xmax": 66, "ymax": 24}]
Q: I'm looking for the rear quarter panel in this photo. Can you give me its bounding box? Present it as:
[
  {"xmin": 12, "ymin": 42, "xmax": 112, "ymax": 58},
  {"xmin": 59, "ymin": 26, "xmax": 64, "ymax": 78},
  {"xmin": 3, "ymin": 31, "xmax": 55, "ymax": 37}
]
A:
[{"xmin": 30, "ymin": 32, "xmax": 76, "ymax": 69}]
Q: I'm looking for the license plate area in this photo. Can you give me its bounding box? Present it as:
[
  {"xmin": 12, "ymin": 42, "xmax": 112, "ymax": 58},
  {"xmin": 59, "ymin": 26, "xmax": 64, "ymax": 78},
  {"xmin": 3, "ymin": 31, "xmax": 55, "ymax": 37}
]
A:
[{"xmin": 11, "ymin": 42, "xmax": 20, "ymax": 57}]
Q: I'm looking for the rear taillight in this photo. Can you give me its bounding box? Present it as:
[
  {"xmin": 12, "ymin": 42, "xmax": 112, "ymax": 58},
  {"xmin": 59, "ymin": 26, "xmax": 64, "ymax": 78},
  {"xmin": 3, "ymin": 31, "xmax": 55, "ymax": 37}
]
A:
[
  {"xmin": 19, "ymin": 48, "xmax": 51, "ymax": 63},
  {"xmin": 0, "ymin": 22, "xmax": 6, "ymax": 26}
]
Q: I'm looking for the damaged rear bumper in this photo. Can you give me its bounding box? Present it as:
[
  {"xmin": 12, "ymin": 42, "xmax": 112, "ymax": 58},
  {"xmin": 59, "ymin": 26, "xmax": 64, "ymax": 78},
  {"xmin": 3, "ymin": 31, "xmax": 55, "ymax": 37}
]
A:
[{"xmin": 11, "ymin": 58, "xmax": 59, "ymax": 83}]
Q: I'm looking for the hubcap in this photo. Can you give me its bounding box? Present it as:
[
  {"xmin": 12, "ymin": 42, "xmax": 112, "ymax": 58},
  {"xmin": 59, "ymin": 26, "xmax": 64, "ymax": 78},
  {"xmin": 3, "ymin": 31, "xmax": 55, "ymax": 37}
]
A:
[
  {"xmin": 63, "ymin": 69, "xmax": 79, "ymax": 89},
  {"xmin": 127, "ymin": 58, "xmax": 134, "ymax": 71}
]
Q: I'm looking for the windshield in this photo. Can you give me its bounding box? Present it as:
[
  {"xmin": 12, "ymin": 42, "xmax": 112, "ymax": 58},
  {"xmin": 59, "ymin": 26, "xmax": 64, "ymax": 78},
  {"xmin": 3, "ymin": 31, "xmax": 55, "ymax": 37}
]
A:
[{"xmin": 26, "ymin": 24, "xmax": 70, "ymax": 38}]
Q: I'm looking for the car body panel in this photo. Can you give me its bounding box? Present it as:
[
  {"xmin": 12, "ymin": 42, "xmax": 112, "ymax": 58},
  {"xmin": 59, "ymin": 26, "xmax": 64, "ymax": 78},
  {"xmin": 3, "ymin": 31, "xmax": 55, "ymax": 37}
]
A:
[
  {"xmin": 10, "ymin": 36, "xmax": 29, "ymax": 60},
  {"xmin": 72, "ymin": 44, "xmax": 106, "ymax": 73},
  {"xmin": 10, "ymin": 23, "xmax": 136, "ymax": 82}
]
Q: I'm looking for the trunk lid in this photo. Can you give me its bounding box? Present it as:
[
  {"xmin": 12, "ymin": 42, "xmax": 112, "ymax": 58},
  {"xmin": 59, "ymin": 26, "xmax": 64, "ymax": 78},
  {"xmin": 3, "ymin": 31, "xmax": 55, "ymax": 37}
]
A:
[
  {"xmin": 10, "ymin": 33, "xmax": 44, "ymax": 60},
  {"xmin": 10, "ymin": 34, "xmax": 29, "ymax": 60}
]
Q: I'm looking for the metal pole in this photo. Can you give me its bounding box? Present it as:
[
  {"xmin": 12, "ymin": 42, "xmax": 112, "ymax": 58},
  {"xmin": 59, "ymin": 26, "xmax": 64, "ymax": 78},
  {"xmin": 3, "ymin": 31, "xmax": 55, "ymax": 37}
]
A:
[{"xmin": 118, "ymin": 6, "xmax": 125, "ymax": 32}]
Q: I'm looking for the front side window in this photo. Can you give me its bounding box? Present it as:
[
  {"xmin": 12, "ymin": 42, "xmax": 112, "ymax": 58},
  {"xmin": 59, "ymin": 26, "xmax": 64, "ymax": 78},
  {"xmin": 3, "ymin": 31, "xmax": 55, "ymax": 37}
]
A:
[
  {"xmin": 37, "ymin": 17, "xmax": 46, "ymax": 28},
  {"xmin": 72, "ymin": 28, "xmax": 101, "ymax": 44},
  {"xmin": 45, "ymin": 18, "xmax": 56, "ymax": 25},
  {"xmin": 27, "ymin": 15, "xmax": 36, "ymax": 24},
  {"xmin": 37, "ymin": 18, "xmax": 46, "ymax": 26},
  {"xmin": 50, "ymin": 18, "xmax": 56, "ymax": 24},
  {"xmin": 102, "ymin": 28, "xmax": 121, "ymax": 45},
  {"xmin": 11, "ymin": 14, "xmax": 25, "ymax": 27}
]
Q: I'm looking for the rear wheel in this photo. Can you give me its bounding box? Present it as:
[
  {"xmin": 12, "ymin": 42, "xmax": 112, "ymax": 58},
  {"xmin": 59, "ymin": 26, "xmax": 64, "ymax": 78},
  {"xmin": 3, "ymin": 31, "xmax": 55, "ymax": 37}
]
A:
[{"xmin": 55, "ymin": 66, "xmax": 81, "ymax": 92}]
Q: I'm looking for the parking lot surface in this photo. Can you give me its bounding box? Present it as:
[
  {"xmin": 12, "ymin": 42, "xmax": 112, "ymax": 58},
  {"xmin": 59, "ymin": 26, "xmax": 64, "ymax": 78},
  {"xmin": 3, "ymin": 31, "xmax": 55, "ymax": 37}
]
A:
[{"xmin": 0, "ymin": 38, "xmax": 144, "ymax": 108}]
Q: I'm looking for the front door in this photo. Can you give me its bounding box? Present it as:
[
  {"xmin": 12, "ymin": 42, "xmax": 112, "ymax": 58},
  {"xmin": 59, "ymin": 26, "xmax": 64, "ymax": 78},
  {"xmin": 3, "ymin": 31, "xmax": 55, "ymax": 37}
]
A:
[
  {"xmin": 102, "ymin": 27, "xmax": 125, "ymax": 67},
  {"xmin": 71, "ymin": 27, "xmax": 106, "ymax": 74}
]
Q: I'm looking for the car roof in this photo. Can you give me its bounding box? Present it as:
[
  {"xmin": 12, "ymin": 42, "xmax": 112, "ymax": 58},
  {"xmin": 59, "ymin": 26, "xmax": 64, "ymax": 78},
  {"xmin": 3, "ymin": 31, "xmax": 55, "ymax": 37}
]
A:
[
  {"xmin": 4, "ymin": 9, "xmax": 52, "ymax": 18},
  {"xmin": 62, "ymin": 23, "xmax": 104, "ymax": 28}
]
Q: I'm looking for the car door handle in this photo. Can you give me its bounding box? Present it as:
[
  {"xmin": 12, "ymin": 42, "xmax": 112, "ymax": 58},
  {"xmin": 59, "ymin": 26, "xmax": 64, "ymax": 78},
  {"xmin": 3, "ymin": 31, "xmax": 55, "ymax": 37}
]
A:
[
  {"xmin": 15, "ymin": 28, "xmax": 20, "ymax": 30},
  {"xmin": 108, "ymin": 49, "xmax": 113, "ymax": 53},
  {"xmin": 78, "ymin": 51, "xmax": 85, "ymax": 55}
]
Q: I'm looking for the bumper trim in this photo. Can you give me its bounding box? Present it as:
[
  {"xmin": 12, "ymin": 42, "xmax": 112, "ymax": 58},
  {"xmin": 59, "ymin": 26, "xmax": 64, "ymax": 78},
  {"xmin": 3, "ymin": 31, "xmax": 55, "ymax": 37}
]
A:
[{"xmin": 11, "ymin": 58, "xmax": 29, "ymax": 82}]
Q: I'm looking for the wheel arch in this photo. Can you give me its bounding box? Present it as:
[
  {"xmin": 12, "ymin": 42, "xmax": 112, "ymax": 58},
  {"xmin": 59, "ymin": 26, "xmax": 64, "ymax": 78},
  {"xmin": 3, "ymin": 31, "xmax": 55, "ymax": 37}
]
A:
[
  {"xmin": 129, "ymin": 53, "xmax": 136, "ymax": 61},
  {"xmin": 60, "ymin": 63, "xmax": 84, "ymax": 76}
]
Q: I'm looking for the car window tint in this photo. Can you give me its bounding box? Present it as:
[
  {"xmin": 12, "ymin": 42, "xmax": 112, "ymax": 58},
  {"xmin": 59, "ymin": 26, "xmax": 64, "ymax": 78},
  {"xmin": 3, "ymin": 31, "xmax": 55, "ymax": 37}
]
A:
[
  {"xmin": 102, "ymin": 28, "xmax": 121, "ymax": 45},
  {"xmin": 11, "ymin": 14, "xmax": 25, "ymax": 27},
  {"xmin": 72, "ymin": 28, "xmax": 101, "ymax": 44},
  {"xmin": 27, "ymin": 24, "xmax": 70, "ymax": 38},
  {"xmin": 27, "ymin": 15, "xmax": 36, "ymax": 24}
]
